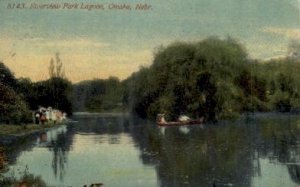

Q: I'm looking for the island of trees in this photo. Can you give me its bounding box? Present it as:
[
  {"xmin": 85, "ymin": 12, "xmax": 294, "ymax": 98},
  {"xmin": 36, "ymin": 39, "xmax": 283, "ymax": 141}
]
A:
[
  {"xmin": 123, "ymin": 37, "xmax": 300, "ymax": 121},
  {"xmin": 1, "ymin": 37, "xmax": 300, "ymax": 125}
]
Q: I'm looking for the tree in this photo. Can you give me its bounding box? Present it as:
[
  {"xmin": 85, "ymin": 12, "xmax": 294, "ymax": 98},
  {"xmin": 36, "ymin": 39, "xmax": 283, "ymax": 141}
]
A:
[
  {"xmin": 31, "ymin": 78, "xmax": 73, "ymax": 114},
  {"xmin": 44, "ymin": 53, "xmax": 72, "ymax": 114},
  {"xmin": 0, "ymin": 62, "xmax": 17, "ymax": 88},
  {"xmin": 123, "ymin": 37, "xmax": 249, "ymax": 121},
  {"xmin": 0, "ymin": 83, "xmax": 31, "ymax": 124},
  {"xmin": 49, "ymin": 53, "xmax": 65, "ymax": 78},
  {"xmin": 73, "ymin": 77, "xmax": 124, "ymax": 112}
]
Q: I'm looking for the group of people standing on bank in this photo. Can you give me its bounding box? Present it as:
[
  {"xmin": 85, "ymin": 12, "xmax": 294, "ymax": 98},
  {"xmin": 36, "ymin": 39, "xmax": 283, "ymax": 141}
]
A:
[{"xmin": 34, "ymin": 106, "xmax": 67, "ymax": 125}]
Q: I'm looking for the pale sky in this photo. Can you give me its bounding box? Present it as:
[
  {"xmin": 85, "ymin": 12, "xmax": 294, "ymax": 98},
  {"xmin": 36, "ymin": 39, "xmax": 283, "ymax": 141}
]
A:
[{"xmin": 1, "ymin": 0, "xmax": 300, "ymax": 82}]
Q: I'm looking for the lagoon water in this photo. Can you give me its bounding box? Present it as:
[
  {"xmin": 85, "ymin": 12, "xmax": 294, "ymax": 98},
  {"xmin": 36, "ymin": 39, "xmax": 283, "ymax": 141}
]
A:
[{"xmin": 2, "ymin": 113, "xmax": 300, "ymax": 187}]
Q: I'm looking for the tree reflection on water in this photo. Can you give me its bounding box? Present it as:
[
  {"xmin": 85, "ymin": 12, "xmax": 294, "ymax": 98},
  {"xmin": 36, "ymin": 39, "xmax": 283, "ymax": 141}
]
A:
[
  {"xmin": 50, "ymin": 131, "xmax": 68, "ymax": 181},
  {"xmin": 257, "ymin": 115, "xmax": 300, "ymax": 185},
  {"xmin": 0, "ymin": 113, "xmax": 300, "ymax": 186},
  {"xmin": 129, "ymin": 114, "xmax": 300, "ymax": 187},
  {"xmin": 0, "ymin": 125, "xmax": 75, "ymax": 185},
  {"xmin": 130, "ymin": 120, "xmax": 253, "ymax": 186},
  {"xmin": 48, "ymin": 126, "xmax": 74, "ymax": 181}
]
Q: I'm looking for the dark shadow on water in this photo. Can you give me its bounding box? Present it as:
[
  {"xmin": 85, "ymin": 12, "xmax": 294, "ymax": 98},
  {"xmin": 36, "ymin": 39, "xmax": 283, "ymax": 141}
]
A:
[
  {"xmin": 127, "ymin": 113, "xmax": 300, "ymax": 187},
  {"xmin": 1, "ymin": 113, "xmax": 300, "ymax": 186},
  {"xmin": 49, "ymin": 129, "xmax": 73, "ymax": 181}
]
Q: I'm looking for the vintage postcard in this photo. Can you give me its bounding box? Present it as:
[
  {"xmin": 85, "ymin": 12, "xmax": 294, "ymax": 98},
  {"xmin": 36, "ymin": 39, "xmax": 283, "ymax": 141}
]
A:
[{"xmin": 1, "ymin": 0, "xmax": 300, "ymax": 186}]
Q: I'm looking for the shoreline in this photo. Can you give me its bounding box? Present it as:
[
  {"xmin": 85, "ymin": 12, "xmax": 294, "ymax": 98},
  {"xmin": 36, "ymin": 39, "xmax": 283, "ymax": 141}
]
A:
[
  {"xmin": 73, "ymin": 111, "xmax": 130, "ymax": 116},
  {"xmin": 0, "ymin": 122, "xmax": 66, "ymax": 144}
]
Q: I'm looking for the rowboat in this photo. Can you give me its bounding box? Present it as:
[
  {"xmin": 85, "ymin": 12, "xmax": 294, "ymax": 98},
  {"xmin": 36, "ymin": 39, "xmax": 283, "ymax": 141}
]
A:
[{"xmin": 157, "ymin": 114, "xmax": 204, "ymax": 126}]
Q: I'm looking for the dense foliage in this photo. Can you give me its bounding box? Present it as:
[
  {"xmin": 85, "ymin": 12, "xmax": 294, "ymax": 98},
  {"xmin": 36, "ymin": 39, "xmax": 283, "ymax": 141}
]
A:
[
  {"xmin": 72, "ymin": 77, "xmax": 123, "ymax": 112},
  {"xmin": 123, "ymin": 37, "xmax": 300, "ymax": 121},
  {"xmin": 0, "ymin": 83, "xmax": 31, "ymax": 124},
  {"xmin": 2, "ymin": 37, "xmax": 300, "ymax": 123},
  {"xmin": 0, "ymin": 62, "xmax": 17, "ymax": 89},
  {"xmin": 0, "ymin": 57, "xmax": 72, "ymax": 124},
  {"xmin": 0, "ymin": 63, "xmax": 31, "ymax": 124},
  {"xmin": 28, "ymin": 77, "xmax": 73, "ymax": 114},
  {"xmin": 259, "ymin": 59, "xmax": 300, "ymax": 112},
  {"xmin": 15, "ymin": 75, "xmax": 73, "ymax": 115}
]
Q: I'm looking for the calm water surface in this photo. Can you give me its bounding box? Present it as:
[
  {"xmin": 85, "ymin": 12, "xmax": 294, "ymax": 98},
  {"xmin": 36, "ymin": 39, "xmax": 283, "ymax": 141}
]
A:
[{"xmin": 1, "ymin": 113, "xmax": 300, "ymax": 187}]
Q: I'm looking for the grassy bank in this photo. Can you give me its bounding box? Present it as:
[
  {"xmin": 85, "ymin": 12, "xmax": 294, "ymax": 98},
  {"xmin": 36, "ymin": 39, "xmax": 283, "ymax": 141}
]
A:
[{"xmin": 0, "ymin": 123, "xmax": 63, "ymax": 136}]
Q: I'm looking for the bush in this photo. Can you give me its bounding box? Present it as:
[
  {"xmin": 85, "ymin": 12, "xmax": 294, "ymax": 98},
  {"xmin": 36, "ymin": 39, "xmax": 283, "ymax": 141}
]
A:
[{"xmin": 0, "ymin": 83, "xmax": 31, "ymax": 124}]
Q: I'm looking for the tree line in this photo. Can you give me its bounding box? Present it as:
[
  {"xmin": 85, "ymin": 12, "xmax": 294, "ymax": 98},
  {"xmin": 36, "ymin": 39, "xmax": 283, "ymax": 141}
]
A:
[
  {"xmin": 0, "ymin": 53, "xmax": 72, "ymax": 124},
  {"xmin": 122, "ymin": 37, "xmax": 300, "ymax": 121},
  {"xmin": 2, "ymin": 37, "xmax": 300, "ymax": 124},
  {"xmin": 72, "ymin": 76, "xmax": 123, "ymax": 112}
]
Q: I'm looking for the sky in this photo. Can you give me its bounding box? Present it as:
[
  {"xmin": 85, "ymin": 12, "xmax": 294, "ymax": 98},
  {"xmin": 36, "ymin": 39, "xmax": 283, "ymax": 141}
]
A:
[{"xmin": 1, "ymin": 0, "xmax": 300, "ymax": 83}]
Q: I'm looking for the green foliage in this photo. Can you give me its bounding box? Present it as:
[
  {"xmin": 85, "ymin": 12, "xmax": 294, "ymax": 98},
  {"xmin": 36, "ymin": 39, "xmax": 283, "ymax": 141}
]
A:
[
  {"xmin": 73, "ymin": 76, "xmax": 124, "ymax": 112},
  {"xmin": 234, "ymin": 67, "xmax": 269, "ymax": 112},
  {"xmin": 0, "ymin": 58, "xmax": 73, "ymax": 125},
  {"xmin": 123, "ymin": 37, "xmax": 300, "ymax": 121},
  {"xmin": 0, "ymin": 63, "xmax": 33, "ymax": 124},
  {"xmin": 30, "ymin": 77, "xmax": 73, "ymax": 114},
  {"xmin": 14, "ymin": 53, "xmax": 74, "ymax": 114},
  {"xmin": 0, "ymin": 83, "xmax": 31, "ymax": 124},
  {"xmin": 3, "ymin": 37, "xmax": 300, "ymax": 123},
  {"xmin": 261, "ymin": 59, "xmax": 300, "ymax": 112},
  {"xmin": 124, "ymin": 37, "xmax": 250, "ymax": 121},
  {"xmin": 0, "ymin": 62, "xmax": 17, "ymax": 89}
]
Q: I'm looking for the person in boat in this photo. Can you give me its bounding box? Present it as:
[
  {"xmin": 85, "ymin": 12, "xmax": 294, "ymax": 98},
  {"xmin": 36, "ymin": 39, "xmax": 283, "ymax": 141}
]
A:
[
  {"xmin": 34, "ymin": 111, "xmax": 40, "ymax": 124},
  {"xmin": 157, "ymin": 114, "xmax": 167, "ymax": 124}
]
